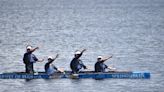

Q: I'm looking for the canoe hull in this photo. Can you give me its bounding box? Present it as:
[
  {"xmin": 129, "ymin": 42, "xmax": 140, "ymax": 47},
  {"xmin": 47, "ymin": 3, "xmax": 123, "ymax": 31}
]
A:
[{"xmin": 0, "ymin": 71, "xmax": 150, "ymax": 79}]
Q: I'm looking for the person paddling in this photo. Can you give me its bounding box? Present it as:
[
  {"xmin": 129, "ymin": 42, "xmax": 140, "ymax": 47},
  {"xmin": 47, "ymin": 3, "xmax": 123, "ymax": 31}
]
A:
[
  {"xmin": 95, "ymin": 55, "xmax": 113, "ymax": 72},
  {"xmin": 70, "ymin": 49, "xmax": 87, "ymax": 74},
  {"xmin": 23, "ymin": 45, "xmax": 44, "ymax": 74},
  {"xmin": 45, "ymin": 54, "xmax": 61, "ymax": 75}
]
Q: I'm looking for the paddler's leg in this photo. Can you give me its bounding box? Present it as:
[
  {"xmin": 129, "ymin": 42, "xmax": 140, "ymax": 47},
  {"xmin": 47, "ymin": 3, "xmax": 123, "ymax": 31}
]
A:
[
  {"xmin": 28, "ymin": 63, "xmax": 34, "ymax": 74},
  {"xmin": 25, "ymin": 64, "xmax": 29, "ymax": 73},
  {"xmin": 31, "ymin": 63, "xmax": 34, "ymax": 73}
]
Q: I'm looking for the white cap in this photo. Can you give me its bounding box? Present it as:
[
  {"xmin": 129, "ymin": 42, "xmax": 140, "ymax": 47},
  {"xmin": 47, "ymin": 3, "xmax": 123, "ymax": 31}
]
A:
[
  {"xmin": 75, "ymin": 51, "xmax": 81, "ymax": 55},
  {"xmin": 26, "ymin": 46, "xmax": 32, "ymax": 50},
  {"xmin": 97, "ymin": 56, "xmax": 103, "ymax": 59},
  {"xmin": 48, "ymin": 56, "xmax": 53, "ymax": 59}
]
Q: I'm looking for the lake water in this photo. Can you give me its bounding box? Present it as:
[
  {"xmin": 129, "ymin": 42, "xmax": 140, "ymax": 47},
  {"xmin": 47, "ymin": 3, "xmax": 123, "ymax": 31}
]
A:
[{"xmin": 0, "ymin": 0, "xmax": 164, "ymax": 92}]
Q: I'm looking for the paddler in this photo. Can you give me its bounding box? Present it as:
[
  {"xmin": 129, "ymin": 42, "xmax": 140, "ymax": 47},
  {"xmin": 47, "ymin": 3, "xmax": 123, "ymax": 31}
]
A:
[
  {"xmin": 45, "ymin": 54, "xmax": 61, "ymax": 75},
  {"xmin": 95, "ymin": 55, "xmax": 113, "ymax": 72},
  {"xmin": 23, "ymin": 45, "xmax": 44, "ymax": 73},
  {"xmin": 70, "ymin": 49, "xmax": 87, "ymax": 73}
]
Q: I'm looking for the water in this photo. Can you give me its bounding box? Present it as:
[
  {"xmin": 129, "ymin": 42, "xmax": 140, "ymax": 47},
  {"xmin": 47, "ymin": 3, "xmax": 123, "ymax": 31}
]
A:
[{"xmin": 0, "ymin": 0, "xmax": 164, "ymax": 91}]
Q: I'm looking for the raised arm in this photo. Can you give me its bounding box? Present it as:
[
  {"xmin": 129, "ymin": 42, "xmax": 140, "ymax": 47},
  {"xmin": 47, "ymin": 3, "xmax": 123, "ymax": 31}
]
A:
[
  {"xmin": 74, "ymin": 49, "xmax": 87, "ymax": 59},
  {"xmin": 81, "ymin": 49, "xmax": 87, "ymax": 54},
  {"xmin": 30, "ymin": 47, "xmax": 39, "ymax": 52},
  {"xmin": 47, "ymin": 54, "xmax": 59, "ymax": 63},
  {"xmin": 102, "ymin": 56, "xmax": 112, "ymax": 62},
  {"xmin": 53, "ymin": 54, "xmax": 59, "ymax": 61}
]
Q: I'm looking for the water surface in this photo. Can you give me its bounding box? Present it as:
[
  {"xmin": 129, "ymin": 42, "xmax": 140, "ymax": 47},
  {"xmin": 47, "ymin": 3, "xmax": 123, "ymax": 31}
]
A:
[{"xmin": 0, "ymin": 0, "xmax": 164, "ymax": 92}]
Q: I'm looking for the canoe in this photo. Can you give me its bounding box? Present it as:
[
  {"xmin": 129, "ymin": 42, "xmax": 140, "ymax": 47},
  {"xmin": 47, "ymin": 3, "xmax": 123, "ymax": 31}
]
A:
[{"xmin": 0, "ymin": 71, "xmax": 150, "ymax": 79}]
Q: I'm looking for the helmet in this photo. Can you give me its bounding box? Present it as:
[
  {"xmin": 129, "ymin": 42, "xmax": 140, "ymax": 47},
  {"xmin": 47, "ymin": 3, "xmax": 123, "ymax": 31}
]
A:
[
  {"xmin": 75, "ymin": 51, "xmax": 81, "ymax": 55},
  {"xmin": 97, "ymin": 56, "xmax": 103, "ymax": 59},
  {"xmin": 48, "ymin": 56, "xmax": 53, "ymax": 60},
  {"xmin": 26, "ymin": 46, "xmax": 32, "ymax": 50}
]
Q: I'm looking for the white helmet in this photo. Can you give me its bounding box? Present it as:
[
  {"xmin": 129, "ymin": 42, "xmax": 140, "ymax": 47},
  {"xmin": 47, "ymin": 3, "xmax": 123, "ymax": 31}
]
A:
[
  {"xmin": 48, "ymin": 56, "xmax": 53, "ymax": 60},
  {"xmin": 75, "ymin": 51, "xmax": 81, "ymax": 55},
  {"xmin": 97, "ymin": 56, "xmax": 103, "ymax": 59},
  {"xmin": 26, "ymin": 46, "xmax": 32, "ymax": 50}
]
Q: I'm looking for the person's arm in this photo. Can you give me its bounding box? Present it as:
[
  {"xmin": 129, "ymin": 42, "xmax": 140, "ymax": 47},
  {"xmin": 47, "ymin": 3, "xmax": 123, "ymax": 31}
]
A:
[
  {"xmin": 104, "ymin": 64, "xmax": 108, "ymax": 69},
  {"xmin": 48, "ymin": 54, "xmax": 59, "ymax": 63},
  {"xmin": 52, "ymin": 64, "xmax": 58, "ymax": 70},
  {"xmin": 30, "ymin": 47, "xmax": 39, "ymax": 52},
  {"xmin": 75, "ymin": 49, "xmax": 87, "ymax": 59},
  {"xmin": 79, "ymin": 60, "xmax": 87, "ymax": 69},
  {"xmin": 37, "ymin": 59, "xmax": 44, "ymax": 62},
  {"xmin": 107, "ymin": 65, "xmax": 116, "ymax": 70},
  {"xmin": 52, "ymin": 64, "xmax": 65, "ymax": 73},
  {"xmin": 53, "ymin": 54, "xmax": 59, "ymax": 60},
  {"xmin": 32, "ymin": 54, "xmax": 44, "ymax": 62},
  {"xmin": 81, "ymin": 63, "xmax": 87, "ymax": 69},
  {"xmin": 102, "ymin": 56, "xmax": 112, "ymax": 62},
  {"xmin": 83, "ymin": 65, "xmax": 87, "ymax": 69},
  {"xmin": 81, "ymin": 49, "xmax": 86, "ymax": 54}
]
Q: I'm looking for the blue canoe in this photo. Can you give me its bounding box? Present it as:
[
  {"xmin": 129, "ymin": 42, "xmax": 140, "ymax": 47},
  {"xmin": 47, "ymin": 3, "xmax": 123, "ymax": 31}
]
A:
[{"xmin": 0, "ymin": 71, "xmax": 150, "ymax": 79}]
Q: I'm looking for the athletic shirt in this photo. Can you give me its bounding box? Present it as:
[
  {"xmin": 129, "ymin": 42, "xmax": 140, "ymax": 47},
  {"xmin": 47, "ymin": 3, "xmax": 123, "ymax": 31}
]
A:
[
  {"xmin": 70, "ymin": 56, "xmax": 87, "ymax": 73},
  {"xmin": 95, "ymin": 61, "xmax": 108, "ymax": 72},
  {"xmin": 45, "ymin": 62, "xmax": 57, "ymax": 75},
  {"xmin": 23, "ymin": 52, "xmax": 38, "ymax": 64}
]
